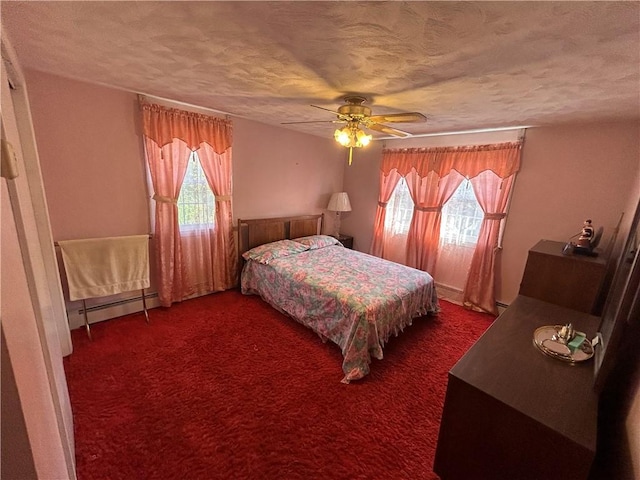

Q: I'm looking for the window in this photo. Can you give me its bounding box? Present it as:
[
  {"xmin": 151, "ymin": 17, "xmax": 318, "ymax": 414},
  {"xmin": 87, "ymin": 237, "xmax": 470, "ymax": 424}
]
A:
[
  {"xmin": 177, "ymin": 151, "xmax": 215, "ymax": 231},
  {"xmin": 440, "ymin": 179, "xmax": 484, "ymax": 246},
  {"xmin": 384, "ymin": 178, "xmax": 414, "ymax": 235},
  {"xmin": 384, "ymin": 177, "xmax": 484, "ymax": 245}
]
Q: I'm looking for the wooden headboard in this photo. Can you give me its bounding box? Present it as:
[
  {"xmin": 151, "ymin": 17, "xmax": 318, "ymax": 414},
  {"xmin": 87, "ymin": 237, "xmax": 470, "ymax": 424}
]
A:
[{"xmin": 237, "ymin": 214, "xmax": 324, "ymax": 268}]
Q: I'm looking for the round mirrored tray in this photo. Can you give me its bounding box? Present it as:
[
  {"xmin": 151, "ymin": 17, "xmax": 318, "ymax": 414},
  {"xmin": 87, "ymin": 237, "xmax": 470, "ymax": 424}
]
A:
[{"xmin": 533, "ymin": 325, "xmax": 594, "ymax": 363}]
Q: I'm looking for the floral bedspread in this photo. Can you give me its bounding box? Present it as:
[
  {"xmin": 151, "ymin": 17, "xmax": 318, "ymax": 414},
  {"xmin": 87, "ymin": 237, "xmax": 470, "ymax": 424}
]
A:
[{"xmin": 241, "ymin": 245, "xmax": 439, "ymax": 382}]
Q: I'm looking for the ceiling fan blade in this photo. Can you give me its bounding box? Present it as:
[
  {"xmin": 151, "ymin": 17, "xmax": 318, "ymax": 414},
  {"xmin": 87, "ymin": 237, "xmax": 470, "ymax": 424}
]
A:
[
  {"xmin": 365, "ymin": 123, "xmax": 411, "ymax": 137},
  {"xmin": 310, "ymin": 104, "xmax": 355, "ymax": 124},
  {"xmin": 368, "ymin": 112, "xmax": 427, "ymax": 123},
  {"xmin": 310, "ymin": 104, "xmax": 342, "ymax": 115}
]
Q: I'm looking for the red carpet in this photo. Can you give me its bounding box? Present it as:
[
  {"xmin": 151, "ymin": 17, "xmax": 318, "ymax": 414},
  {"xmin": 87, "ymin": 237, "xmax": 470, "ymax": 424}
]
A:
[{"xmin": 64, "ymin": 290, "xmax": 495, "ymax": 480}]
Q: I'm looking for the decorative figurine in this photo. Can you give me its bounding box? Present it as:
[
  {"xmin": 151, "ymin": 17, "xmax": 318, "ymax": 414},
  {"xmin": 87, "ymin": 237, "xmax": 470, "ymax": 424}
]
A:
[
  {"xmin": 576, "ymin": 219, "xmax": 595, "ymax": 249},
  {"xmin": 555, "ymin": 323, "xmax": 575, "ymax": 344}
]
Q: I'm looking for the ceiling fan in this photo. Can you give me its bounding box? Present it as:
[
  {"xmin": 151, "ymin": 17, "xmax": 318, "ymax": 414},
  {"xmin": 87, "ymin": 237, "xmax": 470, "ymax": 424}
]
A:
[{"xmin": 282, "ymin": 96, "xmax": 427, "ymax": 164}]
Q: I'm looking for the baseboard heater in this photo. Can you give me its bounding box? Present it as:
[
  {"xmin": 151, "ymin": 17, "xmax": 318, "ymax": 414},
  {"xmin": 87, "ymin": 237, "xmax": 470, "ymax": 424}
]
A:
[
  {"xmin": 78, "ymin": 292, "xmax": 158, "ymax": 315},
  {"xmin": 71, "ymin": 291, "xmax": 158, "ymax": 338},
  {"xmin": 435, "ymin": 282, "xmax": 509, "ymax": 312}
]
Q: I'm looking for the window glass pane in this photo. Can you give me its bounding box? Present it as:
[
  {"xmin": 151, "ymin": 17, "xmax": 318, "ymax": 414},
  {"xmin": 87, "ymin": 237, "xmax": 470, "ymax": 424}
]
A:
[
  {"xmin": 177, "ymin": 151, "xmax": 215, "ymax": 230},
  {"xmin": 384, "ymin": 178, "xmax": 414, "ymax": 235},
  {"xmin": 384, "ymin": 177, "xmax": 484, "ymax": 247},
  {"xmin": 440, "ymin": 179, "xmax": 483, "ymax": 246}
]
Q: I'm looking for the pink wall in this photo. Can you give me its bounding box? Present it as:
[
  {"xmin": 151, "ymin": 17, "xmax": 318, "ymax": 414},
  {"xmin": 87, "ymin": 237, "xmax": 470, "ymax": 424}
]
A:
[
  {"xmin": 25, "ymin": 70, "xmax": 345, "ymax": 281},
  {"xmin": 24, "ymin": 69, "xmax": 347, "ymax": 329},
  {"xmin": 26, "ymin": 68, "xmax": 639, "ymax": 309},
  {"xmin": 25, "ymin": 70, "xmax": 150, "ymax": 241},
  {"xmin": 500, "ymin": 122, "xmax": 639, "ymax": 302},
  {"xmin": 233, "ymin": 116, "xmax": 343, "ymax": 223},
  {"xmin": 338, "ymin": 142, "xmax": 384, "ymax": 252},
  {"xmin": 25, "ymin": 71, "xmax": 156, "ymax": 324},
  {"xmin": 17, "ymin": 63, "xmax": 640, "ymax": 480},
  {"xmin": 342, "ymin": 122, "xmax": 640, "ymax": 305}
]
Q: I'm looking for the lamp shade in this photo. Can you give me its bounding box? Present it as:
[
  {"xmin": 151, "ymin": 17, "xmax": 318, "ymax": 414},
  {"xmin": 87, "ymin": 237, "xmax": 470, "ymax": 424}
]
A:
[{"xmin": 327, "ymin": 192, "xmax": 352, "ymax": 212}]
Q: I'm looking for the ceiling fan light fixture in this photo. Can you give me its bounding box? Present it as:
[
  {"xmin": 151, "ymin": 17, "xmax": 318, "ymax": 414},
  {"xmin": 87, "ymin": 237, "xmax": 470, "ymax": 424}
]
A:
[
  {"xmin": 298, "ymin": 96, "xmax": 424, "ymax": 152},
  {"xmin": 356, "ymin": 129, "xmax": 372, "ymax": 147},
  {"xmin": 334, "ymin": 124, "xmax": 371, "ymax": 148},
  {"xmin": 334, "ymin": 127, "xmax": 352, "ymax": 147}
]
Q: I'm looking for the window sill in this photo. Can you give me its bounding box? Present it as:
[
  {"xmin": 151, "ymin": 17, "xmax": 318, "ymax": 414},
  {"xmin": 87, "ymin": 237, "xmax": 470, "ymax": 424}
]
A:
[{"xmin": 179, "ymin": 226, "xmax": 215, "ymax": 236}]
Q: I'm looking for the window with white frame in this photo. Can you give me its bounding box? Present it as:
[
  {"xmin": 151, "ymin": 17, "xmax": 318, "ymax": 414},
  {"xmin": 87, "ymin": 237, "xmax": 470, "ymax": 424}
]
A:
[
  {"xmin": 177, "ymin": 151, "xmax": 215, "ymax": 231},
  {"xmin": 384, "ymin": 178, "xmax": 414, "ymax": 235},
  {"xmin": 385, "ymin": 177, "xmax": 484, "ymax": 245},
  {"xmin": 440, "ymin": 179, "xmax": 484, "ymax": 246}
]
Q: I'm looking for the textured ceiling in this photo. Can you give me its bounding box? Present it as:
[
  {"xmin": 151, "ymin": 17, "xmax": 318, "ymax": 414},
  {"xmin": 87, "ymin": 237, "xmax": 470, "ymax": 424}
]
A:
[{"xmin": 2, "ymin": 1, "xmax": 639, "ymax": 139}]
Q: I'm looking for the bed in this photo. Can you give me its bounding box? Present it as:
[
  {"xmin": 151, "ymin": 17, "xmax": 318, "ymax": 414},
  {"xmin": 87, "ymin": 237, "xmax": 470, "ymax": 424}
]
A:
[{"xmin": 238, "ymin": 214, "xmax": 439, "ymax": 383}]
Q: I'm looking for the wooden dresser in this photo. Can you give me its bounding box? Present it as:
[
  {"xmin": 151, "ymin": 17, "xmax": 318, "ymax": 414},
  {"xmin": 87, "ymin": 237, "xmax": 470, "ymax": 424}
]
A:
[
  {"xmin": 434, "ymin": 296, "xmax": 600, "ymax": 480},
  {"xmin": 519, "ymin": 240, "xmax": 607, "ymax": 314}
]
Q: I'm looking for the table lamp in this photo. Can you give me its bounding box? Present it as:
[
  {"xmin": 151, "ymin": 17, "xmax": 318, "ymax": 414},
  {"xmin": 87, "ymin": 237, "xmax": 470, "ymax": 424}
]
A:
[{"xmin": 327, "ymin": 192, "xmax": 351, "ymax": 237}]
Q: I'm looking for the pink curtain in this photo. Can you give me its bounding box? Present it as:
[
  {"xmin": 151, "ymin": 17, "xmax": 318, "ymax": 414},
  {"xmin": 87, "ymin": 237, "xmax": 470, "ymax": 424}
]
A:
[
  {"xmin": 197, "ymin": 143, "xmax": 237, "ymax": 290},
  {"xmin": 463, "ymin": 171, "xmax": 517, "ymax": 315},
  {"xmin": 379, "ymin": 143, "xmax": 521, "ymax": 179},
  {"xmin": 370, "ymin": 168, "xmax": 403, "ymax": 257},
  {"xmin": 376, "ymin": 142, "xmax": 522, "ymax": 313},
  {"xmin": 142, "ymin": 103, "xmax": 232, "ymax": 153},
  {"xmin": 405, "ymin": 169, "xmax": 464, "ymax": 273},
  {"xmin": 141, "ymin": 102, "xmax": 234, "ymax": 307},
  {"xmin": 143, "ymin": 138, "xmax": 191, "ymax": 306}
]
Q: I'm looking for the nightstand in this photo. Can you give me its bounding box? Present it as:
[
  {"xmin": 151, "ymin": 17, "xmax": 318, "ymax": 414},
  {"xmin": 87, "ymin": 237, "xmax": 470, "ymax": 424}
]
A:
[{"xmin": 337, "ymin": 234, "xmax": 353, "ymax": 249}]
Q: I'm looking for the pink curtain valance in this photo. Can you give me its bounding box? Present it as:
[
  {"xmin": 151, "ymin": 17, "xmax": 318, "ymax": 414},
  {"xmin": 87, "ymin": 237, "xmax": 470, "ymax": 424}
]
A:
[
  {"xmin": 381, "ymin": 142, "xmax": 522, "ymax": 179},
  {"xmin": 141, "ymin": 102, "xmax": 232, "ymax": 154}
]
